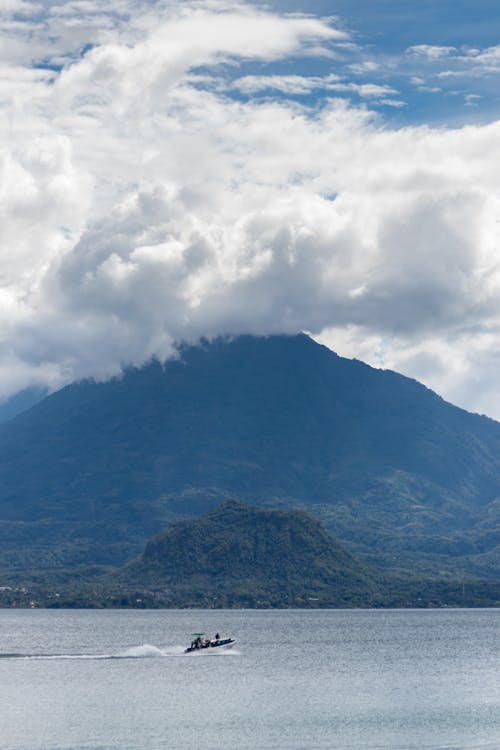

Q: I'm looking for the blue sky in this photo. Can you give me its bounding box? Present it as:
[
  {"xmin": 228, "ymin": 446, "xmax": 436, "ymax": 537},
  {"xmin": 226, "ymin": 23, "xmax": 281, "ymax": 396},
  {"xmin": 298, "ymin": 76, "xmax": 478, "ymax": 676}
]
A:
[
  {"xmin": 2, "ymin": 0, "xmax": 500, "ymax": 418},
  {"xmin": 230, "ymin": 1, "xmax": 500, "ymax": 127}
]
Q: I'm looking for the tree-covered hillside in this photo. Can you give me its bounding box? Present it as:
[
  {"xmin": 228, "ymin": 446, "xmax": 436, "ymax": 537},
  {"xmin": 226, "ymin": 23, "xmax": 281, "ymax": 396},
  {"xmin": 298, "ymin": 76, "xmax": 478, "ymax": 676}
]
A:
[{"xmin": 119, "ymin": 500, "xmax": 380, "ymax": 607}]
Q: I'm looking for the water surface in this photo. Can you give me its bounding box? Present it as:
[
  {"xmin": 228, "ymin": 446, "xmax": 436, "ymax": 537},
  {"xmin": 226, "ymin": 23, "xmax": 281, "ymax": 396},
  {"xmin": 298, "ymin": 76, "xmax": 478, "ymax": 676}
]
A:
[{"xmin": 1, "ymin": 608, "xmax": 500, "ymax": 749}]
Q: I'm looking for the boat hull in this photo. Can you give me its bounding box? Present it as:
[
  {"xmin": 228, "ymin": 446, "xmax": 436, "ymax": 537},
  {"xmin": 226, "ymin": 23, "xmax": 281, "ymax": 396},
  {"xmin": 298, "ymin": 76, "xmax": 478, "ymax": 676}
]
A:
[{"xmin": 184, "ymin": 638, "xmax": 236, "ymax": 654}]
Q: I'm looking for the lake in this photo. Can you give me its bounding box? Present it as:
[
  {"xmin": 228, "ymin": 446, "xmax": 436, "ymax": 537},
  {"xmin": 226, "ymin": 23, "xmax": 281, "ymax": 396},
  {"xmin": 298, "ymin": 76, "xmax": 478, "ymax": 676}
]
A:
[{"xmin": 1, "ymin": 608, "xmax": 500, "ymax": 749}]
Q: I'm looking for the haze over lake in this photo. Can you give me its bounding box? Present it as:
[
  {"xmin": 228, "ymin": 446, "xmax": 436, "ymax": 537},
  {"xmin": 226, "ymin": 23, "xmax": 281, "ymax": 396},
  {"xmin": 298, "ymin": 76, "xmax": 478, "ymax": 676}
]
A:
[{"xmin": 2, "ymin": 608, "xmax": 500, "ymax": 750}]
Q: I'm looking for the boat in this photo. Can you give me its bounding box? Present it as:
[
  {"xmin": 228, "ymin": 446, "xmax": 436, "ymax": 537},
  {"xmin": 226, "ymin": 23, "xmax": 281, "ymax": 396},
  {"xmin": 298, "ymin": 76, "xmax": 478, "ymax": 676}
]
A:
[{"xmin": 184, "ymin": 633, "xmax": 236, "ymax": 654}]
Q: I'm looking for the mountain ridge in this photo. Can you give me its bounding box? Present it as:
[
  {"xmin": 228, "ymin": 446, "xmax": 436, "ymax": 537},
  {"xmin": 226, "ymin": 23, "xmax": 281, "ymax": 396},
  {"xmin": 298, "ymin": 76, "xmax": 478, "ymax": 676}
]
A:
[{"xmin": 1, "ymin": 333, "xmax": 500, "ymax": 577}]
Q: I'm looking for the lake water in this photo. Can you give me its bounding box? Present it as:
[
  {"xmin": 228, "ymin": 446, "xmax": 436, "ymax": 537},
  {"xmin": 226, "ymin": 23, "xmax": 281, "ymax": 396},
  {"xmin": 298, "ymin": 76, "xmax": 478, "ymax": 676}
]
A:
[{"xmin": 1, "ymin": 608, "xmax": 500, "ymax": 750}]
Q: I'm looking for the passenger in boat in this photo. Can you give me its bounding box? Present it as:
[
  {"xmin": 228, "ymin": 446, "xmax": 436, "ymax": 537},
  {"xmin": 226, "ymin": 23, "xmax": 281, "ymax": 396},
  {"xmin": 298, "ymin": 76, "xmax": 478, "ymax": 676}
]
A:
[{"xmin": 215, "ymin": 633, "xmax": 220, "ymax": 640}]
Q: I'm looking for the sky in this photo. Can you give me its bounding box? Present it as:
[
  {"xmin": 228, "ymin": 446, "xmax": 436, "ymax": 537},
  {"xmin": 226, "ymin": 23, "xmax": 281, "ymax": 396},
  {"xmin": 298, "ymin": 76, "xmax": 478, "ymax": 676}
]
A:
[{"xmin": 2, "ymin": 1, "xmax": 500, "ymax": 418}]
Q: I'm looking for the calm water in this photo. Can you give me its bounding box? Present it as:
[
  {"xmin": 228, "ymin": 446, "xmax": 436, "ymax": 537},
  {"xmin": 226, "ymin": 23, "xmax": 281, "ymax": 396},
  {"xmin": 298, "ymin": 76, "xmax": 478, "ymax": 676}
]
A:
[{"xmin": 1, "ymin": 608, "xmax": 500, "ymax": 750}]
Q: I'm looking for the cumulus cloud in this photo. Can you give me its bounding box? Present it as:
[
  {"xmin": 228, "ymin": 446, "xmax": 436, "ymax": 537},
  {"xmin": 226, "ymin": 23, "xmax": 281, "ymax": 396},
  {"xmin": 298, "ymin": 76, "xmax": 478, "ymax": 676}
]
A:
[{"xmin": 2, "ymin": 0, "xmax": 500, "ymax": 418}]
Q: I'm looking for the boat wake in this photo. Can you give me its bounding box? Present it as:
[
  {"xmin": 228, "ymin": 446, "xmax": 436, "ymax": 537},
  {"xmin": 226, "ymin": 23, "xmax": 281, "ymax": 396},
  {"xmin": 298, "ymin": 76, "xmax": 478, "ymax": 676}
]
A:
[
  {"xmin": 0, "ymin": 643, "xmax": 239, "ymax": 660},
  {"xmin": 0, "ymin": 643, "xmax": 168, "ymax": 660},
  {"xmin": 0, "ymin": 652, "xmax": 113, "ymax": 660},
  {"xmin": 117, "ymin": 644, "xmax": 168, "ymax": 658}
]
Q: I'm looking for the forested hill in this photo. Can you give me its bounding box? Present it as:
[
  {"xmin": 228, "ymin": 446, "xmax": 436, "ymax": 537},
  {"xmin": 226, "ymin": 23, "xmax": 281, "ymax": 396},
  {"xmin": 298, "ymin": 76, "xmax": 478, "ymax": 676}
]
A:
[
  {"xmin": 120, "ymin": 500, "xmax": 380, "ymax": 607},
  {"xmin": 1, "ymin": 333, "xmax": 500, "ymax": 576}
]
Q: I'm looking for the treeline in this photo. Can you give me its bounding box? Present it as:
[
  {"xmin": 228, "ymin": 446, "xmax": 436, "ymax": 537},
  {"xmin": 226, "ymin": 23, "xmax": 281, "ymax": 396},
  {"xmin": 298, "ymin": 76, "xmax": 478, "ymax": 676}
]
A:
[{"xmin": 2, "ymin": 575, "xmax": 500, "ymax": 609}]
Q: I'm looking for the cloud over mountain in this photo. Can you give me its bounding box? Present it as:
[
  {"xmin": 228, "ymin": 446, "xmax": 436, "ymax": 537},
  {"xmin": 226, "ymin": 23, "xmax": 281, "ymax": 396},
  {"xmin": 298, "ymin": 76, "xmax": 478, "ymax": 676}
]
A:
[{"xmin": 2, "ymin": 1, "xmax": 500, "ymax": 417}]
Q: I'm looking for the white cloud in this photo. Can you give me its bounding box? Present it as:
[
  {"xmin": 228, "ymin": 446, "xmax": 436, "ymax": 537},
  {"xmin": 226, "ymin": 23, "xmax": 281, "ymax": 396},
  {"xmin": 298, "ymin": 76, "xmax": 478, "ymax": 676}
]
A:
[
  {"xmin": 229, "ymin": 73, "xmax": 342, "ymax": 94},
  {"xmin": 347, "ymin": 61, "xmax": 380, "ymax": 74},
  {"xmin": 406, "ymin": 45, "xmax": 458, "ymax": 59},
  {"xmin": 229, "ymin": 74, "xmax": 397, "ymax": 99},
  {"xmin": 2, "ymin": 1, "xmax": 500, "ymax": 418},
  {"xmin": 379, "ymin": 98, "xmax": 406, "ymax": 108},
  {"xmin": 407, "ymin": 43, "xmax": 500, "ymax": 81},
  {"xmin": 354, "ymin": 83, "xmax": 397, "ymax": 98},
  {"xmin": 469, "ymin": 45, "xmax": 500, "ymax": 66},
  {"xmin": 0, "ymin": 0, "xmax": 41, "ymax": 14}
]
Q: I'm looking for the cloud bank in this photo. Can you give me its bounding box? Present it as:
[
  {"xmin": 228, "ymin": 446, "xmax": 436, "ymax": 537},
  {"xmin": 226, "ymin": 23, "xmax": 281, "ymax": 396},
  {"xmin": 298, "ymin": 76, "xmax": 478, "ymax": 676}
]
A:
[{"xmin": 2, "ymin": 0, "xmax": 500, "ymax": 418}]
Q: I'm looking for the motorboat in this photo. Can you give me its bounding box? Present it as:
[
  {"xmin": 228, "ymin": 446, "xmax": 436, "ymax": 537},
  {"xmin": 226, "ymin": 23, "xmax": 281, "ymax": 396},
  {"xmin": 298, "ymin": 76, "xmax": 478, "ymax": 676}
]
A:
[{"xmin": 184, "ymin": 634, "xmax": 236, "ymax": 654}]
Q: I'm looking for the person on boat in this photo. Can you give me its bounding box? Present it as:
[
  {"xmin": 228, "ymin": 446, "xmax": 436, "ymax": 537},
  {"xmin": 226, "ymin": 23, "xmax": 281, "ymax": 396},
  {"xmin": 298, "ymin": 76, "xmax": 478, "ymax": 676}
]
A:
[{"xmin": 215, "ymin": 633, "xmax": 220, "ymax": 640}]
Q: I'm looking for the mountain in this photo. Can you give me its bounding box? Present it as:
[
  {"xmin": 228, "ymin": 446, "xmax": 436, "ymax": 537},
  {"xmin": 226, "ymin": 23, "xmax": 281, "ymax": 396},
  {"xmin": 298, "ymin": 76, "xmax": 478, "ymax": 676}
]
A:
[
  {"xmin": 119, "ymin": 500, "xmax": 380, "ymax": 607},
  {"xmin": 0, "ymin": 386, "xmax": 48, "ymax": 424},
  {"xmin": 1, "ymin": 333, "xmax": 500, "ymax": 576}
]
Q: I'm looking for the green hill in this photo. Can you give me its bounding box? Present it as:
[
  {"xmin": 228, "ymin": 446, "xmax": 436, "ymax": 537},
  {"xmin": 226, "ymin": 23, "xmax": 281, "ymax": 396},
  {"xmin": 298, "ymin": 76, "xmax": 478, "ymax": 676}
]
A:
[
  {"xmin": 120, "ymin": 500, "xmax": 380, "ymax": 607},
  {"xmin": 1, "ymin": 334, "xmax": 500, "ymax": 577}
]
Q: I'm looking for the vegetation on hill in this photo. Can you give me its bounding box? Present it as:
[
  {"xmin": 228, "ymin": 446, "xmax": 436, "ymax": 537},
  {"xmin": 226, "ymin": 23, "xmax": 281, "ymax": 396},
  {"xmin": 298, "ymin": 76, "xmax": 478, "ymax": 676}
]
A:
[{"xmin": 118, "ymin": 500, "xmax": 381, "ymax": 606}]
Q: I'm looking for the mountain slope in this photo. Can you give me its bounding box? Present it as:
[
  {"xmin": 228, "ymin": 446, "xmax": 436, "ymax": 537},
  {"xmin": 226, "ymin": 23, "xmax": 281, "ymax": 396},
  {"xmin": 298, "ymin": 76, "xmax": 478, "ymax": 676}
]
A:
[
  {"xmin": 0, "ymin": 386, "xmax": 48, "ymax": 424},
  {"xmin": 1, "ymin": 333, "xmax": 500, "ymax": 574}
]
